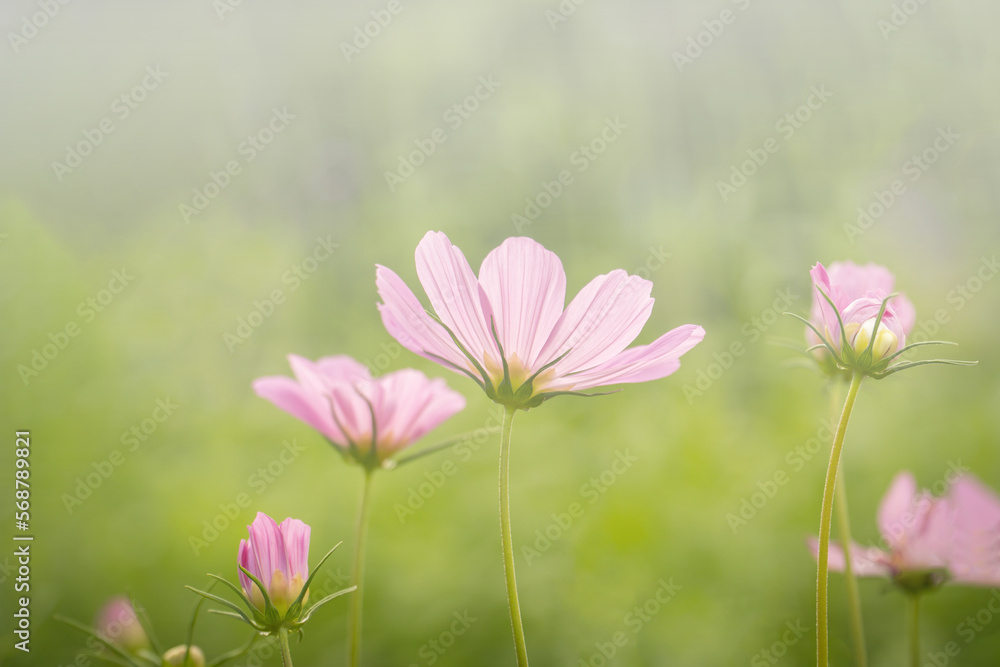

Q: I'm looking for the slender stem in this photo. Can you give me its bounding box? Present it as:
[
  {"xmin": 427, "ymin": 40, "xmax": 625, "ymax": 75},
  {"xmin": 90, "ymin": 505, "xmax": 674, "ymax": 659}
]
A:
[
  {"xmin": 278, "ymin": 626, "xmax": 294, "ymax": 667},
  {"xmin": 830, "ymin": 382, "xmax": 868, "ymax": 667},
  {"xmin": 818, "ymin": 372, "xmax": 863, "ymax": 667},
  {"xmin": 909, "ymin": 595, "xmax": 921, "ymax": 667},
  {"xmin": 499, "ymin": 405, "xmax": 529, "ymax": 666},
  {"xmin": 348, "ymin": 469, "xmax": 374, "ymax": 667}
]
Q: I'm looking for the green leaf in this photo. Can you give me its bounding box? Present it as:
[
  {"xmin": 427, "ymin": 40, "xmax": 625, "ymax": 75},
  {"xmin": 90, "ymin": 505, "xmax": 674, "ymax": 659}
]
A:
[
  {"xmin": 876, "ymin": 358, "xmax": 978, "ymax": 378},
  {"xmin": 128, "ymin": 593, "xmax": 163, "ymax": 656},
  {"xmin": 287, "ymin": 542, "xmax": 345, "ymax": 616},
  {"xmin": 184, "ymin": 586, "xmax": 257, "ymax": 628},
  {"xmin": 298, "ymin": 586, "xmax": 357, "ymax": 623}
]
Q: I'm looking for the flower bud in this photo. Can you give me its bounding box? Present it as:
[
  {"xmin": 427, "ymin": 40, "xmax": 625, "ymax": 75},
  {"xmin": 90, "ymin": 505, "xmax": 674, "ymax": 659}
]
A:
[
  {"xmin": 94, "ymin": 597, "xmax": 149, "ymax": 654},
  {"xmin": 852, "ymin": 318, "xmax": 899, "ymax": 361},
  {"xmin": 163, "ymin": 645, "xmax": 206, "ymax": 667}
]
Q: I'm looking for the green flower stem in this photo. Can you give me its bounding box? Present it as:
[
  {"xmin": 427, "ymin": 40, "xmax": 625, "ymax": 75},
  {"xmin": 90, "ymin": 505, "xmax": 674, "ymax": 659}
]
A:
[
  {"xmin": 348, "ymin": 468, "xmax": 374, "ymax": 667},
  {"xmin": 278, "ymin": 626, "xmax": 294, "ymax": 667},
  {"xmin": 830, "ymin": 383, "xmax": 868, "ymax": 667},
  {"xmin": 818, "ymin": 372, "xmax": 863, "ymax": 667},
  {"xmin": 499, "ymin": 404, "xmax": 529, "ymax": 666},
  {"xmin": 909, "ymin": 594, "xmax": 921, "ymax": 667}
]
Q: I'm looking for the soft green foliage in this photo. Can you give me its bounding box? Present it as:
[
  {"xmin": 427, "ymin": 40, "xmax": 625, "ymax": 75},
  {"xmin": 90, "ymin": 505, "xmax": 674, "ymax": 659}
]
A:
[{"xmin": 1, "ymin": 1, "xmax": 999, "ymax": 665}]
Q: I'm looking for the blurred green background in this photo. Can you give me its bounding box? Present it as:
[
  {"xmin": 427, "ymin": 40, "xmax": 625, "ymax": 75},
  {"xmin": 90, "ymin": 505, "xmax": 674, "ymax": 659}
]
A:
[{"xmin": 2, "ymin": 0, "xmax": 999, "ymax": 665}]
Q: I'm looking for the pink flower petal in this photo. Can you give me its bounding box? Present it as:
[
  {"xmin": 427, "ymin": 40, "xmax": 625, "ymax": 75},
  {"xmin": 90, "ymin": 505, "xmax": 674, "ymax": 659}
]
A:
[
  {"xmin": 252, "ymin": 376, "xmax": 346, "ymax": 446},
  {"xmin": 948, "ymin": 475, "xmax": 1000, "ymax": 586},
  {"xmin": 878, "ymin": 472, "xmax": 918, "ymax": 549},
  {"xmin": 237, "ymin": 539, "xmax": 253, "ymax": 596},
  {"xmin": 415, "ymin": 232, "xmax": 498, "ymax": 367},
  {"xmin": 808, "ymin": 537, "xmax": 891, "ymax": 577},
  {"xmin": 477, "ymin": 237, "xmax": 567, "ymax": 368},
  {"xmin": 537, "ymin": 270, "xmax": 654, "ymax": 375},
  {"xmin": 367, "ymin": 369, "xmax": 466, "ymax": 452},
  {"xmin": 810, "ymin": 263, "xmax": 843, "ymax": 349},
  {"xmin": 547, "ymin": 324, "xmax": 704, "ymax": 391},
  {"xmin": 247, "ymin": 512, "xmax": 287, "ymax": 590},
  {"xmin": 279, "ymin": 518, "xmax": 311, "ymax": 580},
  {"xmin": 376, "ymin": 265, "xmax": 472, "ymax": 375}
]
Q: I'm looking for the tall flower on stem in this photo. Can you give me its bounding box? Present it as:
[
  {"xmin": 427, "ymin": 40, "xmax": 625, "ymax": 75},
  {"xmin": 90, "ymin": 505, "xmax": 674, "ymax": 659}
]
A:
[
  {"xmin": 253, "ymin": 356, "xmax": 466, "ymax": 667},
  {"xmin": 789, "ymin": 261, "xmax": 975, "ymax": 667},
  {"xmin": 376, "ymin": 231, "xmax": 704, "ymax": 665},
  {"xmin": 807, "ymin": 262, "xmax": 916, "ymax": 667},
  {"xmin": 188, "ymin": 512, "xmax": 354, "ymax": 667},
  {"xmin": 809, "ymin": 472, "xmax": 1000, "ymax": 667}
]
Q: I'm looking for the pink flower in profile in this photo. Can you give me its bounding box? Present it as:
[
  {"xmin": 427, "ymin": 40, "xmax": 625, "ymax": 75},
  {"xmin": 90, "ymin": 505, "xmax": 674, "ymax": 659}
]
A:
[
  {"xmin": 238, "ymin": 512, "xmax": 311, "ymax": 614},
  {"xmin": 810, "ymin": 472, "xmax": 1000, "ymax": 592},
  {"xmin": 95, "ymin": 597, "xmax": 149, "ymax": 653},
  {"xmin": 376, "ymin": 232, "xmax": 704, "ymax": 409},
  {"xmin": 253, "ymin": 355, "xmax": 466, "ymax": 467},
  {"xmin": 807, "ymin": 262, "xmax": 915, "ymax": 370}
]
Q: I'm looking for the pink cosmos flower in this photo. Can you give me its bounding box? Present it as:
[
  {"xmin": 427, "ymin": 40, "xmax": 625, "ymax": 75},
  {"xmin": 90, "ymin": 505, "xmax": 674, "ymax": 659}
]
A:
[
  {"xmin": 810, "ymin": 472, "xmax": 1000, "ymax": 590},
  {"xmin": 238, "ymin": 512, "xmax": 311, "ymax": 614},
  {"xmin": 95, "ymin": 597, "xmax": 149, "ymax": 653},
  {"xmin": 808, "ymin": 261, "xmax": 915, "ymax": 364},
  {"xmin": 253, "ymin": 355, "xmax": 466, "ymax": 467},
  {"xmin": 375, "ymin": 232, "xmax": 704, "ymax": 409}
]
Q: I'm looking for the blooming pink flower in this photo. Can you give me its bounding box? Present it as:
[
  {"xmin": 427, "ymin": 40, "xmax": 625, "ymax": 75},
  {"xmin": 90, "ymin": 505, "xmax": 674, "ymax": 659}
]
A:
[
  {"xmin": 95, "ymin": 597, "xmax": 149, "ymax": 653},
  {"xmin": 808, "ymin": 261, "xmax": 915, "ymax": 363},
  {"xmin": 253, "ymin": 355, "xmax": 466, "ymax": 467},
  {"xmin": 375, "ymin": 232, "xmax": 704, "ymax": 409},
  {"xmin": 810, "ymin": 472, "xmax": 1000, "ymax": 590},
  {"xmin": 238, "ymin": 512, "xmax": 311, "ymax": 613}
]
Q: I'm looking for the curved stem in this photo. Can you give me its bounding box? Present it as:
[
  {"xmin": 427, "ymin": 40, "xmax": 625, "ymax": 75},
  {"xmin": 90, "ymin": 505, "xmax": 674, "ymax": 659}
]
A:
[
  {"xmin": 818, "ymin": 372, "xmax": 863, "ymax": 667},
  {"xmin": 278, "ymin": 626, "xmax": 294, "ymax": 667},
  {"xmin": 830, "ymin": 383, "xmax": 868, "ymax": 667},
  {"xmin": 499, "ymin": 405, "xmax": 529, "ymax": 666},
  {"xmin": 348, "ymin": 469, "xmax": 374, "ymax": 667},
  {"xmin": 909, "ymin": 595, "xmax": 921, "ymax": 667}
]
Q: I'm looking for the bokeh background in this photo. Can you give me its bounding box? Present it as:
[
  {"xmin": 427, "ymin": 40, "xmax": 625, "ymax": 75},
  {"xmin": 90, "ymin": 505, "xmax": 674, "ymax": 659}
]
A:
[{"xmin": 2, "ymin": 0, "xmax": 1000, "ymax": 665}]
